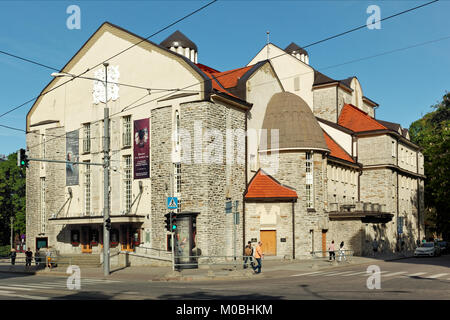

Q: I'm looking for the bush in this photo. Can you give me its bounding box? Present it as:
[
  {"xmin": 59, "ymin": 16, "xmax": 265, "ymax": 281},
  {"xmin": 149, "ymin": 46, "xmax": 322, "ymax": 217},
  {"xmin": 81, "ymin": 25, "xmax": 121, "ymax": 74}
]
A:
[{"xmin": 0, "ymin": 245, "xmax": 11, "ymax": 257}]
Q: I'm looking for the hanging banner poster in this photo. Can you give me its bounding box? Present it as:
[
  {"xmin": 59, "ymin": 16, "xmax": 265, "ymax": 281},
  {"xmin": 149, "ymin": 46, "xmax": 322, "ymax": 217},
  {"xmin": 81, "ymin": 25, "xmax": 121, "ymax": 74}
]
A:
[
  {"xmin": 133, "ymin": 118, "xmax": 150, "ymax": 179},
  {"xmin": 66, "ymin": 129, "xmax": 80, "ymax": 186}
]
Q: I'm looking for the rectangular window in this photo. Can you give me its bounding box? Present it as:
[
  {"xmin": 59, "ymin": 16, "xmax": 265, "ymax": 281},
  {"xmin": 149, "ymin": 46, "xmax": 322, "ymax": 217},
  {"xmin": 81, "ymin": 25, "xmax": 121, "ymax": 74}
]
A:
[
  {"xmin": 123, "ymin": 116, "xmax": 132, "ymax": 147},
  {"xmin": 306, "ymin": 152, "xmax": 314, "ymax": 209},
  {"xmin": 124, "ymin": 155, "xmax": 132, "ymax": 212},
  {"xmin": 40, "ymin": 177, "xmax": 46, "ymax": 233},
  {"xmin": 392, "ymin": 141, "xmax": 396, "ymax": 158},
  {"xmin": 294, "ymin": 76, "xmax": 300, "ymax": 91},
  {"xmin": 83, "ymin": 123, "xmax": 91, "ymax": 153},
  {"xmin": 174, "ymin": 163, "xmax": 181, "ymax": 213},
  {"xmin": 175, "ymin": 110, "xmax": 180, "ymax": 152},
  {"xmin": 84, "ymin": 161, "xmax": 91, "ymax": 215}
]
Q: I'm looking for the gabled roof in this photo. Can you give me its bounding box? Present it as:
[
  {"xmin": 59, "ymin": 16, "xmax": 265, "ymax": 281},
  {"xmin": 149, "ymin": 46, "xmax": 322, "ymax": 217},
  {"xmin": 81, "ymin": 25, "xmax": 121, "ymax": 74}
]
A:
[
  {"xmin": 323, "ymin": 131, "xmax": 355, "ymax": 163},
  {"xmin": 245, "ymin": 169, "xmax": 298, "ymax": 200},
  {"xmin": 313, "ymin": 70, "xmax": 352, "ymax": 91},
  {"xmin": 196, "ymin": 63, "xmax": 220, "ymax": 74},
  {"xmin": 338, "ymin": 104, "xmax": 387, "ymax": 132}
]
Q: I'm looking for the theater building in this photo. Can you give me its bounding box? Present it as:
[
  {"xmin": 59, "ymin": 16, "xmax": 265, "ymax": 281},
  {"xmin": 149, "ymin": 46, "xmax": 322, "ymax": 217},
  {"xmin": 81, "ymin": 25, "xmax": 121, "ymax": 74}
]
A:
[{"xmin": 25, "ymin": 22, "xmax": 424, "ymax": 264}]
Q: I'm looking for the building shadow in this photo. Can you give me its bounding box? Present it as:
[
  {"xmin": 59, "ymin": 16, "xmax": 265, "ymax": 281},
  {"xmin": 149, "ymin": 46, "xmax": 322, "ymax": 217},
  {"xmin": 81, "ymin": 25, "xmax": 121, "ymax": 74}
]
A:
[{"xmin": 157, "ymin": 291, "xmax": 284, "ymax": 300}]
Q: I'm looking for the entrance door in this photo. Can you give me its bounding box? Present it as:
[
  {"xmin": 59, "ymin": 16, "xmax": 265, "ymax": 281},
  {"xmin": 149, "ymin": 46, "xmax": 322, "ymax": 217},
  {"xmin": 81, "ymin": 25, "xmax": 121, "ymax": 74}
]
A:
[
  {"xmin": 260, "ymin": 230, "xmax": 276, "ymax": 256},
  {"xmin": 321, "ymin": 230, "xmax": 327, "ymax": 257},
  {"xmin": 81, "ymin": 227, "xmax": 92, "ymax": 253}
]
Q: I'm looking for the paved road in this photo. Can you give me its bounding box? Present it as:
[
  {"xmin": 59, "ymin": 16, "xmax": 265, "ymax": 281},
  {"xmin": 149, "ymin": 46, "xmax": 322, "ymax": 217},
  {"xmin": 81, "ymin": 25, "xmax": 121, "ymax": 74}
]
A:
[{"xmin": 0, "ymin": 255, "xmax": 448, "ymax": 300}]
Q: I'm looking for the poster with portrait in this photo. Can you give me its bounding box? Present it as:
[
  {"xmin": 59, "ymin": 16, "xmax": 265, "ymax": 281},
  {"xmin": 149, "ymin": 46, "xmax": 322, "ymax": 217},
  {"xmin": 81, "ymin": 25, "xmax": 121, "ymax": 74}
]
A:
[
  {"xmin": 66, "ymin": 129, "xmax": 79, "ymax": 186},
  {"xmin": 133, "ymin": 118, "xmax": 150, "ymax": 179}
]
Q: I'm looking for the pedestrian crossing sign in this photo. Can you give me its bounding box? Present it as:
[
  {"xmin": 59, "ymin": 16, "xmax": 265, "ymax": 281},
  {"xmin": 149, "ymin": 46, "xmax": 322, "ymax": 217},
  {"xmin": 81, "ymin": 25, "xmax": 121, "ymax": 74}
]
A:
[{"xmin": 167, "ymin": 197, "xmax": 178, "ymax": 209}]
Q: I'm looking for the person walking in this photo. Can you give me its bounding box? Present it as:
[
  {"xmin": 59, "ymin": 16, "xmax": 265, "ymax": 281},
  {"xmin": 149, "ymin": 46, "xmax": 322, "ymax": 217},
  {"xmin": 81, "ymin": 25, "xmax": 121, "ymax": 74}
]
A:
[
  {"xmin": 243, "ymin": 241, "xmax": 254, "ymax": 269},
  {"xmin": 10, "ymin": 248, "xmax": 16, "ymax": 266},
  {"xmin": 338, "ymin": 241, "xmax": 347, "ymax": 262},
  {"xmin": 35, "ymin": 248, "xmax": 40, "ymax": 267},
  {"xmin": 372, "ymin": 239, "xmax": 379, "ymax": 256},
  {"xmin": 329, "ymin": 240, "xmax": 336, "ymax": 261},
  {"xmin": 252, "ymin": 241, "xmax": 264, "ymax": 274},
  {"xmin": 25, "ymin": 248, "xmax": 33, "ymax": 267},
  {"xmin": 46, "ymin": 247, "xmax": 52, "ymax": 270}
]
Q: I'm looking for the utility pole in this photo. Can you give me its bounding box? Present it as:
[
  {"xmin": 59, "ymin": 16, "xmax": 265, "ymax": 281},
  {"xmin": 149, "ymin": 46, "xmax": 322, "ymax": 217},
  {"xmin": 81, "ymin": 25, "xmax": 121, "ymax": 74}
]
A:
[{"xmin": 103, "ymin": 62, "xmax": 110, "ymax": 276}]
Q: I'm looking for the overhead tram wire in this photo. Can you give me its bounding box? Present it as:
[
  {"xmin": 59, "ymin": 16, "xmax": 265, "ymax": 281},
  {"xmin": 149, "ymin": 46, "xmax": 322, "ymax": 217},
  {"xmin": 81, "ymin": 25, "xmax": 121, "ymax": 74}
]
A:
[
  {"xmin": 0, "ymin": 0, "xmax": 218, "ymax": 120},
  {"xmin": 119, "ymin": 0, "xmax": 441, "ymax": 113},
  {"xmin": 1, "ymin": 0, "xmax": 439, "ymax": 147},
  {"xmin": 0, "ymin": 0, "xmax": 433, "ymax": 121},
  {"xmin": 13, "ymin": 31, "xmax": 450, "ymax": 151}
]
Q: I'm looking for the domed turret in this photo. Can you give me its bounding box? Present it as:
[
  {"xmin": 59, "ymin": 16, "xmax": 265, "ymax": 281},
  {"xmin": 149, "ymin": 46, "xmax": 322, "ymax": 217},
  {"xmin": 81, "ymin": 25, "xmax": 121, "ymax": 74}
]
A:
[
  {"xmin": 284, "ymin": 42, "xmax": 309, "ymax": 65},
  {"xmin": 261, "ymin": 92, "xmax": 328, "ymax": 151},
  {"xmin": 160, "ymin": 30, "xmax": 198, "ymax": 63}
]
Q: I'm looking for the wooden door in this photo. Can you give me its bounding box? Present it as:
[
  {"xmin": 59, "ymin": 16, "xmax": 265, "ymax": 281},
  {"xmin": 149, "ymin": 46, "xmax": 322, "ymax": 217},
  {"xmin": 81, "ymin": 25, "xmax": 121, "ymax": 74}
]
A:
[
  {"xmin": 260, "ymin": 230, "xmax": 276, "ymax": 256},
  {"xmin": 81, "ymin": 227, "xmax": 92, "ymax": 253},
  {"xmin": 321, "ymin": 230, "xmax": 327, "ymax": 257}
]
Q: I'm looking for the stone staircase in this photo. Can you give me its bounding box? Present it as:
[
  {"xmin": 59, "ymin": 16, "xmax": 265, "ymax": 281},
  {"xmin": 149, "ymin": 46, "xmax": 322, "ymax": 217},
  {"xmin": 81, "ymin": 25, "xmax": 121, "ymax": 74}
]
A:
[{"xmin": 52, "ymin": 254, "xmax": 101, "ymax": 267}]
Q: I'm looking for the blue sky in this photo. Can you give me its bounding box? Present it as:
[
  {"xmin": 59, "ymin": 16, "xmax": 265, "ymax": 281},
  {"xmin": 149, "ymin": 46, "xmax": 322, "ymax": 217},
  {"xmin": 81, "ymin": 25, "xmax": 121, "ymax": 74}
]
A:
[{"xmin": 0, "ymin": 0, "xmax": 449, "ymax": 156}]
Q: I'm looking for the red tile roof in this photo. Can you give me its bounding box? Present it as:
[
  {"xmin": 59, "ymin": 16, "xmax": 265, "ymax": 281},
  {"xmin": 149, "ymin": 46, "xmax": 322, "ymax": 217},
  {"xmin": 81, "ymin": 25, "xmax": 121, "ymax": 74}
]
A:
[
  {"xmin": 338, "ymin": 104, "xmax": 387, "ymax": 132},
  {"xmin": 196, "ymin": 63, "xmax": 220, "ymax": 74},
  {"xmin": 212, "ymin": 66, "xmax": 253, "ymax": 88},
  {"xmin": 245, "ymin": 169, "xmax": 298, "ymax": 199},
  {"xmin": 197, "ymin": 64, "xmax": 254, "ymax": 100},
  {"xmin": 323, "ymin": 131, "xmax": 355, "ymax": 163}
]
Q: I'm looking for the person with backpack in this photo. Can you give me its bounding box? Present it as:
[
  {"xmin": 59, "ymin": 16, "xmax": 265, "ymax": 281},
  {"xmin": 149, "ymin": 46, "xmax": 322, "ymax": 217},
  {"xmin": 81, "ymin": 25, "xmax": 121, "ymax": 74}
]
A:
[{"xmin": 243, "ymin": 241, "xmax": 254, "ymax": 269}]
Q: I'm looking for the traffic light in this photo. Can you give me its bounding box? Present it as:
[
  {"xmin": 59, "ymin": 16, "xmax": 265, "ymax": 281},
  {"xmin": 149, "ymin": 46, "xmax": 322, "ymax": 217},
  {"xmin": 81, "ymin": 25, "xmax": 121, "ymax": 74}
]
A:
[
  {"xmin": 17, "ymin": 148, "xmax": 29, "ymax": 168},
  {"xmin": 171, "ymin": 213, "xmax": 177, "ymax": 231},
  {"xmin": 164, "ymin": 213, "xmax": 171, "ymax": 231},
  {"xmin": 105, "ymin": 218, "xmax": 111, "ymax": 231}
]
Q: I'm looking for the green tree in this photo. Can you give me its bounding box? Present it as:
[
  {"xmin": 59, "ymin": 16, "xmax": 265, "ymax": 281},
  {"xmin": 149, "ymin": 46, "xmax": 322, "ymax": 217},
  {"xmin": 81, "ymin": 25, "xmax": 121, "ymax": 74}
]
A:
[
  {"xmin": 410, "ymin": 92, "xmax": 450, "ymax": 240},
  {"xmin": 0, "ymin": 152, "xmax": 26, "ymax": 246}
]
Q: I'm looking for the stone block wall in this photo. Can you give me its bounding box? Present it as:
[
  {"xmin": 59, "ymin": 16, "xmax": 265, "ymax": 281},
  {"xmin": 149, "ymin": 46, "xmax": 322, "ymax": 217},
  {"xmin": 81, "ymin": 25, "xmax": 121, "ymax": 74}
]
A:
[
  {"xmin": 270, "ymin": 151, "xmax": 328, "ymax": 259},
  {"xmin": 358, "ymin": 135, "xmax": 394, "ymax": 166},
  {"xmin": 245, "ymin": 202, "xmax": 294, "ymax": 259},
  {"xmin": 313, "ymin": 86, "xmax": 337, "ymax": 122},
  {"xmin": 328, "ymin": 220, "xmax": 364, "ymax": 256}
]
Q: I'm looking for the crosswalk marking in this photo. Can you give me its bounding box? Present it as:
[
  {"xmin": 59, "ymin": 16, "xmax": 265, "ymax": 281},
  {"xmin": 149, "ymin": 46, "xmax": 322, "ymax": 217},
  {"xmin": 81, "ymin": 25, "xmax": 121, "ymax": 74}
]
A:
[
  {"xmin": 8, "ymin": 284, "xmax": 57, "ymax": 289},
  {"xmin": 382, "ymin": 271, "xmax": 408, "ymax": 277},
  {"xmin": 323, "ymin": 271, "xmax": 356, "ymax": 277},
  {"xmin": 291, "ymin": 271, "xmax": 323, "ymax": 277},
  {"xmin": 425, "ymin": 273, "xmax": 448, "ymax": 279},
  {"xmin": 0, "ymin": 289, "xmax": 50, "ymax": 300},
  {"xmin": 0, "ymin": 285, "xmax": 34, "ymax": 291},
  {"xmin": 342, "ymin": 271, "xmax": 368, "ymax": 277}
]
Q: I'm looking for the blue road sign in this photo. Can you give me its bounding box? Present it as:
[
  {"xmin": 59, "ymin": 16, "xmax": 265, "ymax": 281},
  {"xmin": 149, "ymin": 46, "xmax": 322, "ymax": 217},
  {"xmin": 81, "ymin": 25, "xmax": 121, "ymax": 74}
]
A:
[{"xmin": 167, "ymin": 197, "xmax": 178, "ymax": 209}]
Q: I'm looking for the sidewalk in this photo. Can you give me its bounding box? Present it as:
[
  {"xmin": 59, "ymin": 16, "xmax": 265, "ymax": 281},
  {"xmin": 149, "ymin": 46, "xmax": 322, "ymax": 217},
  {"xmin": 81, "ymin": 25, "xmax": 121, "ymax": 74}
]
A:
[{"xmin": 0, "ymin": 252, "xmax": 413, "ymax": 282}]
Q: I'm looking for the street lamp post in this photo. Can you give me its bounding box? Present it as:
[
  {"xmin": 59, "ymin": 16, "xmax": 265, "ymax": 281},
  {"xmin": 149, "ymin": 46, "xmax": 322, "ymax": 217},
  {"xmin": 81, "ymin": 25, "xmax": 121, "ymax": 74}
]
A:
[
  {"xmin": 103, "ymin": 62, "xmax": 110, "ymax": 276},
  {"xmin": 52, "ymin": 63, "xmax": 111, "ymax": 275}
]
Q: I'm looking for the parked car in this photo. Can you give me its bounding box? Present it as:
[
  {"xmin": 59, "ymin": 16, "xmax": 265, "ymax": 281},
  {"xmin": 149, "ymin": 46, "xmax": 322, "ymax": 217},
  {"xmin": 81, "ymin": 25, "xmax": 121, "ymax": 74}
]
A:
[
  {"xmin": 414, "ymin": 242, "xmax": 441, "ymax": 257},
  {"xmin": 437, "ymin": 241, "xmax": 448, "ymax": 254}
]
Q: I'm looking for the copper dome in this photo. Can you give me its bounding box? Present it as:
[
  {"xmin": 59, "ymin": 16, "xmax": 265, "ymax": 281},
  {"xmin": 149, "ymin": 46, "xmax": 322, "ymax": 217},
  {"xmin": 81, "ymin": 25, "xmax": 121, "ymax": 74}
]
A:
[{"xmin": 261, "ymin": 92, "xmax": 328, "ymax": 151}]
